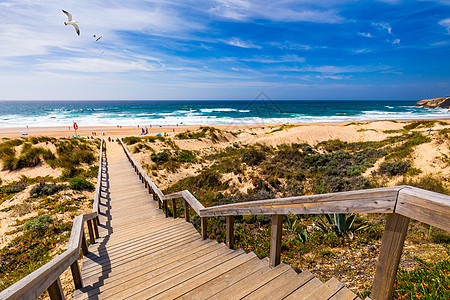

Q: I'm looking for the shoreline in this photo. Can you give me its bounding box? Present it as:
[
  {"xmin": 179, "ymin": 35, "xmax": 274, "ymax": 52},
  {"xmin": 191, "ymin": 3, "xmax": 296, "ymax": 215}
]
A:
[{"xmin": 1, "ymin": 118, "xmax": 449, "ymax": 139}]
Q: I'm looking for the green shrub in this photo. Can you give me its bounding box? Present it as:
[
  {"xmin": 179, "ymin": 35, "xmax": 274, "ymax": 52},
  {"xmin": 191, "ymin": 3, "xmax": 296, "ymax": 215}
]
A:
[
  {"xmin": 123, "ymin": 136, "xmax": 141, "ymax": 145},
  {"xmin": 5, "ymin": 183, "xmax": 27, "ymax": 194},
  {"xmin": 393, "ymin": 251, "xmax": 450, "ymax": 299},
  {"xmin": 400, "ymin": 176, "xmax": 448, "ymax": 195},
  {"xmin": 69, "ymin": 177, "xmax": 94, "ymax": 191},
  {"xmin": 176, "ymin": 150, "xmax": 196, "ymax": 163},
  {"xmin": 24, "ymin": 215, "xmax": 52, "ymax": 234},
  {"xmin": 151, "ymin": 152, "xmax": 170, "ymax": 164},
  {"xmin": 242, "ymin": 148, "xmax": 266, "ymax": 166},
  {"xmin": 379, "ymin": 161, "xmax": 410, "ymax": 176},
  {"xmin": 30, "ymin": 183, "xmax": 61, "ymax": 198},
  {"xmin": 431, "ymin": 232, "xmax": 450, "ymax": 243}
]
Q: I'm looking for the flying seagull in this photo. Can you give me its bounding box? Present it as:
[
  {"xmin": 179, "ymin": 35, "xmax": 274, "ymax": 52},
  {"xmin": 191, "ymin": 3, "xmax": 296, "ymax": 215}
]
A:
[
  {"xmin": 93, "ymin": 34, "xmax": 102, "ymax": 41},
  {"xmin": 62, "ymin": 10, "xmax": 80, "ymax": 35}
]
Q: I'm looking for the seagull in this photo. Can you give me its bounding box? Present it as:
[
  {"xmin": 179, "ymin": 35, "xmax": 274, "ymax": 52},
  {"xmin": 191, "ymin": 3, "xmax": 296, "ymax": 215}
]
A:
[
  {"xmin": 62, "ymin": 10, "xmax": 80, "ymax": 35},
  {"xmin": 93, "ymin": 34, "xmax": 102, "ymax": 41}
]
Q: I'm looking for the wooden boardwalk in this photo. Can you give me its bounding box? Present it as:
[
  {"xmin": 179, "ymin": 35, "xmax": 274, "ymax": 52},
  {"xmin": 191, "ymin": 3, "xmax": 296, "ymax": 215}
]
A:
[{"xmin": 73, "ymin": 142, "xmax": 359, "ymax": 300}]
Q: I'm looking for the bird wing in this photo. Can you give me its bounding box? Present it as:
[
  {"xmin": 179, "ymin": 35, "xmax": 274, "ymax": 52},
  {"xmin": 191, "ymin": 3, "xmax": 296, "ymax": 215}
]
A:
[
  {"xmin": 71, "ymin": 23, "xmax": 80, "ymax": 35},
  {"xmin": 96, "ymin": 36, "xmax": 102, "ymax": 41},
  {"xmin": 62, "ymin": 10, "xmax": 73, "ymax": 21}
]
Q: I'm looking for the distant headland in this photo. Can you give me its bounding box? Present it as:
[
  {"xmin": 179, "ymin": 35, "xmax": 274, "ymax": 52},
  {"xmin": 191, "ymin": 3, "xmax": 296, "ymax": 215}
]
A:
[{"xmin": 416, "ymin": 96, "xmax": 450, "ymax": 109}]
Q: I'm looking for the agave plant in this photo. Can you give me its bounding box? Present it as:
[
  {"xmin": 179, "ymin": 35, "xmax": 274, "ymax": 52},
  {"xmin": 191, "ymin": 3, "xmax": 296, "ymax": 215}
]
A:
[{"xmin": 316, "ymin": 213, "xmax": 369, "ymax": 237}]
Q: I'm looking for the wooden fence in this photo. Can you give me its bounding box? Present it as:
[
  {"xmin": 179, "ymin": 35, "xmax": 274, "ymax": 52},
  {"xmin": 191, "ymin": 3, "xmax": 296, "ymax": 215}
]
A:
[
  {"xmin": 119, "ymin": 138, "xmax": 450, "ymax": 300},
  {"xmin": 0, "ymin": 139, "xmax": 104, "ymax": 300}
]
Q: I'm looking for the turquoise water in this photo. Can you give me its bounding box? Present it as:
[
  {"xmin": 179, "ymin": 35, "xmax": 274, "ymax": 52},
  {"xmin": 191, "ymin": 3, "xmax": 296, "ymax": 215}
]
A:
[{"xmin": 0, "ymin": 100, "xmax": 448, "ymax": 128}]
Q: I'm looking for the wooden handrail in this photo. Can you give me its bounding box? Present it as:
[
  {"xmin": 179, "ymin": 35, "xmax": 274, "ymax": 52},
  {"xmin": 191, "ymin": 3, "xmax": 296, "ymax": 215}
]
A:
[
  {"xmin": 119, "ymin": 138, "xmax": 450, "ymax": 300},
  {"xmin": 0, "ymin": 138, "xmax": 104, "ymax": 300}
]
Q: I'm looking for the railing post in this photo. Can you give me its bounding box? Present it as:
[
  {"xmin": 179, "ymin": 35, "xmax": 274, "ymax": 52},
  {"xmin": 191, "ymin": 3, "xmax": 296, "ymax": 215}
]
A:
[
  {"xmin": 270, "ymin": 214, "xmax": 283, "ymax": 267},
  {"xmin": 172, "ymin": 199, "xmax": 177, "ymax": 218},
  {"xmin": 201, "ymin": 217, "xmax": 207, "ymax": 240},
  {"xmin": 70, "ymin": 260, "xmax": 83, "ymax": 289},
  {"xmin": 81, "ymin": 231, "xmax": 89, "ymax": 255},
  {"xmin": 87, "ymin": 220, "xmax": 95, "ymax": 244},
  {"xmin": 226, "ymin": 216, "xmax": 234, "ymax": 249},
  {"xmin": 93, "ymin": 217, "xmax": 99, "ymax": 238},
  {"xmin": 47, "ymin": 277, "xmax": 65, "ymax": 300},
  {"xmin": 158, "ymin": 199, "xmax": 162, "ymax": 209},
  {"xmin": 184, "ymin": 200, "xmax": 190, "ymax": 222},
  {"xmin": 371, "ymin": 213, "xmax": 410, "ymax": 300},
  {"xmin": 164, "ymin": 201, "xmax": 168, "ymax": 217}
]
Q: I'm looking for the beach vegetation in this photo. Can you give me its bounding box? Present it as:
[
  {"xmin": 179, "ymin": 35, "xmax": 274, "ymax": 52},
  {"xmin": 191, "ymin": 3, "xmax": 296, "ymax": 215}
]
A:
[
  {"xmin": 151, "ymin": 151, "xmax": 170, "ymax": 164},
  {"xmin": 392, "ymin": 247, "xmax": 449, "ymax": 300},
  {"xmin": 175, "ymin": 126, "xmax": 225, "ymax": 142},
  {"xmin": 30, "ymin": 182, "xmax": 62, "ymax": 198},
  {"xmin": 68, "ymin": 177, "xmax": 95, "ymax": 191},
  {"xmin": 379, "ymin": 161, "xmax": 411, "ymax": 176},
  {"xmin": 123, "ymin": 136, "xmax": 141, "ymax": 145},
  {"xmin": 24, "ymin": 215, "xmax": 53, "ymax": 235}
]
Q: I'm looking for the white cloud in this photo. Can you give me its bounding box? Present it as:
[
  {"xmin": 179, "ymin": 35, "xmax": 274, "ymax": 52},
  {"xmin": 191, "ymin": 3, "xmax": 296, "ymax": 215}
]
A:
[
  {"xmin": 225, "ymin": 38, "xmax": 261, "ymax": 49},
  {"xmin": 392, "ymin": 38, "xmax": 400, "ymax": 44},
  {"xmin": 280, "ymin": 64, "xmax": 390, "ymax": 74},
  {"xmin": 358, "ymin": 32, "xmax": 373, "ymax": 38},
  {"xmin": 37, "ymin": 57, "xmax": 164, "ymax": 73},
  {"xmin": 373, "ymin": 22, "xmax": 392, "ymax": 35},
  {"xmin": 242, "ymin": 55, "xmax": 305, "ymax": 63},
  {"xmin": 209, "ymin": 0, "xmax": 345, "ymax": 23},
  {"xmin": 439, "ymin": 18, "xmax": 450, "ymax": 33}
]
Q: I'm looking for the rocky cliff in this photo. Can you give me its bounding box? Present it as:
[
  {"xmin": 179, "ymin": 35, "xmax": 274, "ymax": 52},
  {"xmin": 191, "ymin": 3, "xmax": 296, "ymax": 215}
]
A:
[{"xmin": 416, "ymin": 96, "xmax": 450, "ymax": 109}]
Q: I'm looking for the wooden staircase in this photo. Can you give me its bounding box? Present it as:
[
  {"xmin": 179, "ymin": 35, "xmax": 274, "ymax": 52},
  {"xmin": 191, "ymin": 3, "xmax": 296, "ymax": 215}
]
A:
[{"xmin": 72, "ymin": 142, "xmax": 359, "ymax": 299}]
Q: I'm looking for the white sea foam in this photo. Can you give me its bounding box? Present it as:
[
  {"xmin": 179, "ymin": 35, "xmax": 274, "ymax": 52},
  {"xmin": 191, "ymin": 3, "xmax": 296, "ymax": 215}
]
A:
[
  {"xmin": 200, "ymin": 108, "xmax": 237, "ymax": 113},
  {"xmin": 0, "ymin": 105, "xmax": 448, "ymax": 129}
]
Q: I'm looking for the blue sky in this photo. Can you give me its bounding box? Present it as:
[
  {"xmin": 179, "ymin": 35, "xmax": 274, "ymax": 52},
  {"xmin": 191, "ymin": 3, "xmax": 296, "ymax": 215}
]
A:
[{"xmin": 0, "ymin": 0, "xmax": 449, "ymax": 100}]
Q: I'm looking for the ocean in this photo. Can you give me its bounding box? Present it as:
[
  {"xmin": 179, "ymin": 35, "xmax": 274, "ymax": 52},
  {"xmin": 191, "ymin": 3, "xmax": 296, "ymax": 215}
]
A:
[{"xmin": 0, "ymin": 100, "xmax": 448, "ymax": 129}]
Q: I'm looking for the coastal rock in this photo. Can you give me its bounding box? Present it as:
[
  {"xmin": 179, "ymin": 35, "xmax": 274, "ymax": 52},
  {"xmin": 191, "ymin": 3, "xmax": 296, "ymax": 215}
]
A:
[{"xmin": 416, "ymin": 96, "xmax": 450, "ymax": 109}]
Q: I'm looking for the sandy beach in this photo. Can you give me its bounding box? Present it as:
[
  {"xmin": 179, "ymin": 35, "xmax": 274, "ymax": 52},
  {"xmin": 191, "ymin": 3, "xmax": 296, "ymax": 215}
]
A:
[{"xmin": 1, "ymin": 119, "xmax": 448, "ymax": 140}]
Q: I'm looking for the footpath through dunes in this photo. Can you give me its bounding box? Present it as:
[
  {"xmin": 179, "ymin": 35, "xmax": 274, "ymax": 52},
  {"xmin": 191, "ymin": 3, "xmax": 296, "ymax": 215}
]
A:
[{"xmin": 73, "ymin": 142, "xmax": 359, "ymax": 300}]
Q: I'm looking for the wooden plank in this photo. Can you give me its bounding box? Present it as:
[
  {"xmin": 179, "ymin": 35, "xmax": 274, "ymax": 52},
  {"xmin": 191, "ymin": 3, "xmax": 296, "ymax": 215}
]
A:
[
  {"xmin": 396, "ymin": 186, "xmax": 450, "ymax": 231},
  {"xmin": 199, "ymin": 187, "xmax": 400, "ymax": 217},
  {"xmin": 87, "ymin": 219, "xmax": 95, "ymax": 244},
  {"xmin": 242, "ymin": 268, "xmax": 299, "ymax": 299},
  {"xmin": 226, "ymin": 216, "xmax": 234, "ymax": 249},
  {"xmin": 47, "ymin": 277, "xmax": 65, "ymax": 300},
  {"xmin": 245, "ymin": 269, "xmax": 315, "ymax": 300},
  {"xmin": 100, "ymin": 246, "xmax": 239, "ymax": 299},
  {"xmin": 184, "ymin": 200, "xmax": 190, "ymax": 222},
  {"xmin": 201, "ymin": 217, "xmax": 208, "ymax": 240},
  {"xmin": 172, "ymin": 199, "xmax": 177, "ymax": 218},
  {"xmin": 285, "ymin": 277, "xmax": 323, "ymax": 299},
  {"xmin": 165, "ymin": 191, "xmax": 183, "ymax": 200},
  {"xmin": 329, "ymin": 286, "xmax": 358, "ymax": 300},
  {"xmin": 208, "ymin": 263, "xmax": 291, "ymax": 300},
  {"xmin": 270, "ymin": 214, "xmax": 283, "ymax": 267},
  {"xmin": 178, "ymin": 254, "xmax": 267, "ymax": 299},
  {"xmin": 182, "ymin": 190, "xmax": 205, "ymax": 215},
  {"xmin": 304, "ymin": 277, "xmax": 344, "ymax": 300},
  {"xmin": 153, "ymin": 250, "xmax": 256, "ymax": 299},
  {"xmin": 371, "ymin": 213, "xmax": 410, "ymax": 300},
  {"xmin": 78, "ymin": 240, "xmax": 222, "ymax": 296},
  {"xmin": 70, "ymin": 260, "xmax": 83, "ymax": 289}
]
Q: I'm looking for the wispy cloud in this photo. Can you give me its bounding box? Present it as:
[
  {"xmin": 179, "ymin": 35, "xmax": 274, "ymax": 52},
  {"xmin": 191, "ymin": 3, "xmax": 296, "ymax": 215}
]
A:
[
  {"xmin": 358, "ymin": 32, "xmax": 373, "ymax": 38},
  {"xmin": 225, "ymin": 38, "xmax": 261, "ymax": 49},
  {"xmin": 373, "ymin": 22, "xmax": 392, "ymax": 35},
  {"xmin": 209, "ymin": 0, "xmax": 345, "ymax": 23},
  {"xmin": 372, "ymin": 22, "xmax": 400, "ymax": 44},
  {"xmin": 439, "ymin": 18, "xmax": 450, "ymax": 33},
  {"xmin": 242, "ymin": 55, "xmax": 305, "ymax": 63}
]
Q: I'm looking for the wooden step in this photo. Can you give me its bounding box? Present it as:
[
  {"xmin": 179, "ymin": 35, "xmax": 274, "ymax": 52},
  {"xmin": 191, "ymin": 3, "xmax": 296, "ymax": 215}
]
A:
[
  {"xmin": 208, "ymin": 263, "xmax": 292, "ymax": 300},
  {"xmin": 178, "ymin": 253, "xmax": 268, "ymax": 299}
]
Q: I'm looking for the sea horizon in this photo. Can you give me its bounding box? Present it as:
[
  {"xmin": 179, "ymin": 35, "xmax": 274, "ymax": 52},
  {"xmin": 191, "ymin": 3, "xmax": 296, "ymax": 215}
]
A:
[{"xmin": 0, "ymin": 99, "xmax": 448, "ymax": 129}]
